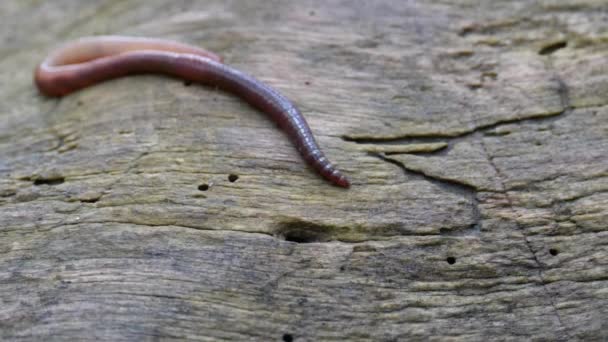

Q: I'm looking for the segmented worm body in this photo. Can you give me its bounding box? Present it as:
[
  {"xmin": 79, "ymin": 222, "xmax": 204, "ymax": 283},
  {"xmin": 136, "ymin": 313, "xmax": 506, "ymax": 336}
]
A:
[{"xmin": 35, "ymin": 36, "xmax": 350, "ymax": 187}]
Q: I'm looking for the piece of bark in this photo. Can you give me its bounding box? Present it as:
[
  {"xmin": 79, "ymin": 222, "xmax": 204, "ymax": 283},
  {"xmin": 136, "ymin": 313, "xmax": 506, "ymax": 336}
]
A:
[{"xmin": 1, "ymin": 1, "xmax": 607, "ymax": 341}]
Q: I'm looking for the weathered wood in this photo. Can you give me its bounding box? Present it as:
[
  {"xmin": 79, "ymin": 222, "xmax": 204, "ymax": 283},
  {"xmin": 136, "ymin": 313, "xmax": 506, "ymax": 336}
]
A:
[{"xmin": 1, "ymin": 1, "xmax": 607, "ymax": 341}]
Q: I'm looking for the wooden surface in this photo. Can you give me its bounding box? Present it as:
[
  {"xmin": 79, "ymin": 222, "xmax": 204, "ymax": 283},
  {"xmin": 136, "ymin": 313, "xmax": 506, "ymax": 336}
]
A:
[{"xmin": 1, "ymin": 1, "xmax": 607, "ymax": 341}]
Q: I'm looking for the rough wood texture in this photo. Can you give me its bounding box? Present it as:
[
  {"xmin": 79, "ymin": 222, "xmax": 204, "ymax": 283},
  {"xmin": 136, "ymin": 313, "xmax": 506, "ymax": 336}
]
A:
[{"xmin": 1, "ymin": 1, "xmax": 607, "ymax": 341}]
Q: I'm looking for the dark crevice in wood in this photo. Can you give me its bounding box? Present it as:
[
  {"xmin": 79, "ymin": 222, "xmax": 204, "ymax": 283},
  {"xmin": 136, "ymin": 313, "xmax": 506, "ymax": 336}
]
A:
[
  {"xmin": 276, "ymin": 218, "xmax": 457, "ymax": 242},
  {"xmin": 276, "ymin": 220, "xmax": 332, "ymax": 243},
  {"xmin": 0, "ymin": 189, "xmax": 17, "ymax": 197},
  {"xmin": 374, "ymin": 153, "xmax": 479, "ymax": 194},
  {"xmin": 33, "ymin": 177, "xmax": 65, "ymax": 186},
  {"xmin": 539, "ymin": 41, "xmax": 567, "ymax": 55},
  {"xmin": 458, "ymin": 19, "xmax": 522, "ymax": 37},
  {"xmin": 342, "ymin": 133, "xmax": 456, "ymax": 144},
  {"xmin": 283, "ymin": 231, "xmax": 324, "ymax": 243},
  {"xmin": 342, "ymin": 100, "xmax": 607, "ymax": 146},
  {"xmin": 373, "ymin": 153, "xmax": 482, "ymax": 233},
  {"xmin": 342, "ymin": 109, "xmax": 566, "ymax": 145},
  {"xmin": 383, "ymin": 143, "xmax": 449, "ymax": 156}
]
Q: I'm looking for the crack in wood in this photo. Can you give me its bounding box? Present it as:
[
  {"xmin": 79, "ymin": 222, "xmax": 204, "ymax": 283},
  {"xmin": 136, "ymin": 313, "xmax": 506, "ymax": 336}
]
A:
[
  {"xmin": 373, "ymin": 152, "xmax": 479, "ymax": 194},
  {"xmin": 358, "ymin": 63, "xmax": 577, "ymax": 337},
  {"xmin": 480, "ymin": 62, "xmax": 574, "ymax": 336},
  {"xmin": 539, "ymin": 40, "xmax": 568, "ymax": 56},
  {"xmin": 276, "ymin": 217, "xmax": 467, "ymax": 242},
  {"xmin": 372, "ymin": 152, "xmax": 481, "ymax": 236},
  {"xmin": 479, "ymin": 137, "xmax": 571, "ymax": 339},
  {"xmin": 342, "ymin": 108, "xmax": 567, "ymax": 145}
]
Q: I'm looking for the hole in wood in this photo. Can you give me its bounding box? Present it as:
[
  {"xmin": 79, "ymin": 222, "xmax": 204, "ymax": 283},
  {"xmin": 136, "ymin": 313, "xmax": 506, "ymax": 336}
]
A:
[
  {"xmin": 198, "ymin": 184, "xmax": 209, "ymax": 191},
  {"xmin": 33, "ymin": 177, "xmax": 65, "ymax": 186},
  {"xmin": 539, "ymin": 41, "xmax": 567, "ymax": 55},
  {"xmin": 276, "ymin": 219, "xmax": 331, "ymax": 243},
  {"xmin": 283, "ymin": 333, "xmax": 294, "ymax": 342},
  {"xmin": 549, "ymin": 248, "xmax": 559, "ymax": 256},
  {"xmin": 228, "ymin": 174, "xmax": 239, "ymax": 182},
  {"xmin": 283, "ymin": 230, "xmax": 322, "ymax": 243},
  {"xmin": 446, "ymin": 256, "xmax": 456, "ymax": 265}
]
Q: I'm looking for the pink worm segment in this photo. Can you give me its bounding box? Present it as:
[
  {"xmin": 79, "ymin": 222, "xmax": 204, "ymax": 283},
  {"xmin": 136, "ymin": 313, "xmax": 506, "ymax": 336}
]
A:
[{"xmin": 35, "ymin": 36, "xmax": 350, "ymax": 188}]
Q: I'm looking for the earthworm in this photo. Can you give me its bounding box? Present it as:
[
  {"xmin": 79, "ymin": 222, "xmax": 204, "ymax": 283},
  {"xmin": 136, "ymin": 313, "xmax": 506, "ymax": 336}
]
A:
[{"xmin": 35, "ymin": 36, "xmax": 350, "ymax": 188}]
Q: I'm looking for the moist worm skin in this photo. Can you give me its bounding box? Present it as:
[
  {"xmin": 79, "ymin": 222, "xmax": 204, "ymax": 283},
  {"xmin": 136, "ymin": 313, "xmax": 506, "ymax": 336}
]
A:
[{"xmin": 35, "ymin": 36, "xmax": 350, "ymax": 188}]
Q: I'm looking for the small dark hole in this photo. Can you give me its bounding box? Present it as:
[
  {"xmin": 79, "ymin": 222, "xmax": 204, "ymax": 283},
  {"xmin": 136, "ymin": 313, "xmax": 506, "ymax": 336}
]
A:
[
  {"xmin": 549, "ymin": 248, "xmax": 559, "ymax": 256},
  {"xmin": 284, "ymin": 233, "xmax": 317, "ymax": 243},
  {"xmin": 304, "ymin": 81, "xmax": 311, "ymax": 85},
  {"xmin": 539, "ymin": 41, "xmax": 567, "ymax": 55},
  {"xmin": 446, "ymin": 257, "xmax": 456, "ymax": 265},
  {"xmin": 282, "ymin": 229, "xmax": 325, "ymax": 243},
  {"xmin": 339, "ymin": 265, "xmax": 346, "ymax": 272},
  {"xmin": 33, "ymin": 177, "xmax": 65, "ymax": 186},
  {"xmin": 283, "ymin": 334, "xmax": 294, "ymax": 342},
  {"xmin": 183, "ymin": 80, "xmax": 192, "ymax": 86},
  {"xmin": 459, "ymin": 26, "xmax": 475, "ymax": 36},
  {"xmin": 198, "ymin": 184, "xmax": 209, "ymax": 191},
  {"xmin": 228, "ymin": 174, "xmax": 238, "ymax": 182},
  {"xmin": 80, "ymin": 198, "xmax": 99, "ymax": 203}
]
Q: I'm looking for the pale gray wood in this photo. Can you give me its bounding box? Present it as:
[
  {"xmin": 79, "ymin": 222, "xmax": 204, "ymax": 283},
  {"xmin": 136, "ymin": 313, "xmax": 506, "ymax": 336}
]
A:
[{"xmin": 1, "ymin": 1, "xmax": 607, "ymax": 341}]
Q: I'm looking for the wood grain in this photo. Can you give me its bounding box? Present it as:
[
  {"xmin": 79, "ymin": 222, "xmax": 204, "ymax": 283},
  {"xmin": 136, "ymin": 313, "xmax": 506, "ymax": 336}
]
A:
[{"xmin": 1, "ymin": 0, "xmax": 607, "ymax": 341}]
